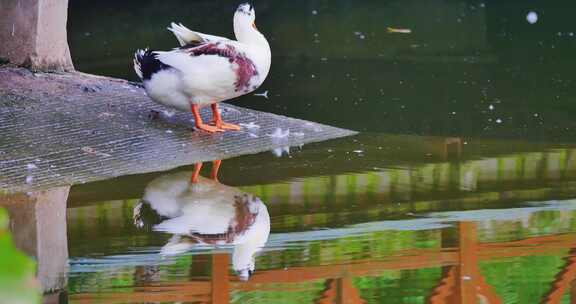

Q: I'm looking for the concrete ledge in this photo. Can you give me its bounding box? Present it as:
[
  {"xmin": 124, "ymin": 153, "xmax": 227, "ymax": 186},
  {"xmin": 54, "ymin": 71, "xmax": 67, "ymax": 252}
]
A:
[
  {"xmin": 0, "ymin": 67, "xmax": 356, "ymax": 193},
  {"xmin": 0, "ymin": 0, "xmax": 74, "ymax": 71}
]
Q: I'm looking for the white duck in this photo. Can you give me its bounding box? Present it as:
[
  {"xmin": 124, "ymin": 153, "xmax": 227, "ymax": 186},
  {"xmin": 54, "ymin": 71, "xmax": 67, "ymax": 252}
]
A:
[
  {"xmin": 133, "ymin": 3, "xmax": 271, "ymax": 133},
  {"xmin": 133, "ymin": 161, "xmax": 270, "ymax": 281}
]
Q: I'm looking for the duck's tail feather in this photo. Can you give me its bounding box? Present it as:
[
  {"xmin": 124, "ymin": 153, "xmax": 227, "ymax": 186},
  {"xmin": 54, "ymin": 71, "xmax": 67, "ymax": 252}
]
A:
[
  {"xmin": 167, "ymin": 22, "xmax": 203, "ymax": 46},
  {"xmin": 133, "ymin": 48, "xmax": 170, "ymax": 81}
]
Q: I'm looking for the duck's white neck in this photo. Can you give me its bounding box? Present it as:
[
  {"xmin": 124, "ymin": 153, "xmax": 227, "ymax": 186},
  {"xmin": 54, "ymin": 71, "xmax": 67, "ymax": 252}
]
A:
[
  {"xmin": 234, "ymin": 22, "xmax": 269, "ymax": 47},
  {"xmin": 234, "ymin": 24, "xmax": 271, "ymax": 80}
]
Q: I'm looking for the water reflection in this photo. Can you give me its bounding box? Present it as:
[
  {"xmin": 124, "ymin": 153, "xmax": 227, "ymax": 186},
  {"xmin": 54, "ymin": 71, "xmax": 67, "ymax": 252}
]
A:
[
  {"xmin": 65, "ymin": 146, "xmax": 576, "ymax": 303},
  {"xmin": 133, "ymin": 161, "xmax": 270, "ymax": 281}
]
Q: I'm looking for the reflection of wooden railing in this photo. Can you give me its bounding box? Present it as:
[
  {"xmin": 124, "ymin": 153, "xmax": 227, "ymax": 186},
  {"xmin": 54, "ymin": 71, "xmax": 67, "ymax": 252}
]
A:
[
  {"xmin": 242, "ymin": 148, "xmax": 576, "ymax": 207},
  {"xmin": 69, "ymin": 222, "xmax": 576, "ymax": 303}
]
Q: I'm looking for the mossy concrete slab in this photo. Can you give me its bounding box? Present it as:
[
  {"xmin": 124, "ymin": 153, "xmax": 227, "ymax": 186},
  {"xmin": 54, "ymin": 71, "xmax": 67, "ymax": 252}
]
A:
[{"xmin": 0, "ymin": 67, "xmax": 356, "ymax": 193}]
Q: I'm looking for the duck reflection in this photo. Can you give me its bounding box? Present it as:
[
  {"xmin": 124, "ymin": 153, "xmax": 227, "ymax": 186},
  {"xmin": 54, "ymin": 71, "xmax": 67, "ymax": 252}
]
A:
[{"xmin": 133, "ymin": 160, "xmax": 270, "ymax": 281}]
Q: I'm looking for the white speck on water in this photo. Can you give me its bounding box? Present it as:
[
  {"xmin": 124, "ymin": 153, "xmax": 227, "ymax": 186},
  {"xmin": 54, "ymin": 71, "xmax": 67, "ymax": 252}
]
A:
[
  {"xmin": 162, "ymin": 110, "xmax": 175, "ymax": 117},
  {"xmin": 353, "ymin": 150, "xmax": 364, "ymax": 154},
  {"xmin": 489, "ymin": 105, "xmax": 494, "ymax": 110},
  {"xmin": 527, "ymin": 11, "xmax": 538, "ymax": 24},
  {"xmin": 496, "ymin": 118, "xmax": 502, "ymax": 124},
  {"xmin": 327, "ymin": 149, "xmax": 333, "ymax": 152},
  {"xmin": 11, "ymin": 24, "xmax": 15, "ymax": 36},
  {"xmin": 292, "ymin": 132, "xmax": 305, "ymax": 137},
  {"xmin": 311, "ymin": 9, "xmax": 318, "ymax": 15},
  {"xmin": 254, "ymin": 90, "xmax": 269, "ymax": 99},
  {"xmin": 304, "ymin": 122, "xmax": 322, "ymax": 132},
  {"xmin": 26, "ymin": 163, "xmax": 37, "ymax": 170},
  {"xmin": 311, "ymin": 74, "xmax": 316, "ymax": 78},
  {"xmin": 165, "ymin": 130, "xmax": 173, "ymax": 134},
  {"xmin": 353, "ymin": 31, "xmax": 366, "ymax": 39},
  {"xmin": 534, "ymin": 113, "xmax": 539, "ymax": 117},
  {"xmin": 272, "ymin": 146, "xmax": 290, "ymax": 157},
  {"xmin": 25, "ymin": 176, "xmax": 33, "ymax": 184},
  {"xmin": 451, "ymin": 111, "xmax": 457, "ymax": 115},
  {"xmin": 239, "ymin": 122, "xmax": 261, "ymax": 129},
  {"xmin": 268, "ymin": 128, "xmax": 290, "ymax": 139},
  {"xmin": 248, "ymin": 133, "xmax": 259, "ymax": 138}
]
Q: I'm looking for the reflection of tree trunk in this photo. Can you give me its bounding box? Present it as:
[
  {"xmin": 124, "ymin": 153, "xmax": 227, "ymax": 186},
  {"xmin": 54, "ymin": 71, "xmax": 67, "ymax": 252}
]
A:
[
  {"xmin": 0, "ymin": 0, "xmax": 74, "ymax": 71},
  {"xmin": 454, "ymin": 222, "xmax": 478, "ymax": 304},
  {"xmin": 211, "ymin": 253, "xmax": 229, "ymax": 304},
  {"xmin": 429, "ymin": 222, "xmax": 502, "ymax": 304},
  {"xmin": 0, "ymin": 187, "xmax": 70, "ymax": 293},
  {"xmin": 571, "ymin": 278, "xmax": 576, "ymax": 304},
  {"xmin": 316, "ymin": 277, "xmax": 365, "ymax": 304}
]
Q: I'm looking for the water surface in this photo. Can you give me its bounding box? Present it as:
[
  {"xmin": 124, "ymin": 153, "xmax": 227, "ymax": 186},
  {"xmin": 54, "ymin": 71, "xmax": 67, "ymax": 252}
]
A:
[{"xmin": 6, "ymin": 0, "xmax": 576, "ymax": 303}]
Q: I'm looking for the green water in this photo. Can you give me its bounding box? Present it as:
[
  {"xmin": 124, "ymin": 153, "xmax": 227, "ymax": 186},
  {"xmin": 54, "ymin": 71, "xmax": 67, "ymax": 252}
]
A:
[{"xmin": 4, "ymin": 0, "xmax": 576, "ymax": 303}]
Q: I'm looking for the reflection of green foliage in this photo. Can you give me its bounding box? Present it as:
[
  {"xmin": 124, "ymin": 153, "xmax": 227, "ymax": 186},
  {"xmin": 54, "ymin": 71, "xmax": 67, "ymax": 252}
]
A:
[
  {"xmin": 354, "ymin": 268, "xmax": 441, "ymax": 304},
  {"xmin": 0, "ymin": 208, "xmax": 41, "ymax": 304},
  {"xmin": 480, "ymin": 256, "xmax": 567, "ymax": 304},
  {"xmin": 231, "ymin": 281, "xmax": 325, "ymax": 304}
]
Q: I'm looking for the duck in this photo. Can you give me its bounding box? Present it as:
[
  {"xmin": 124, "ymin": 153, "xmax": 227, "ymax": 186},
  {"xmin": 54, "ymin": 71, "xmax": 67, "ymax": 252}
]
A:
[
  {"xmin": 133, "ymin": 3, "xmax": 271, "ymax": 133},
  {"xmin": 133, "ymin": 160, "xmax": 270, "ymax": 281}
]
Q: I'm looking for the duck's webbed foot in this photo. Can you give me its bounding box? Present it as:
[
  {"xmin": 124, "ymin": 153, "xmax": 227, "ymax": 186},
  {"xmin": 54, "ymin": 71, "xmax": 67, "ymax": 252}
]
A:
[{"xmin": 211, "ymin": 103, "xmax": 242, "ymax": 131}]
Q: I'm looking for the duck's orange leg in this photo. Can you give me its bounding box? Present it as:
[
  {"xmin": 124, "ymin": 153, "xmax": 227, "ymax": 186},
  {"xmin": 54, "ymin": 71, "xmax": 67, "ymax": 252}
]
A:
[
  {"xmin": 211, "ymin": 103, "xmax": 241, "ymax": 131},
  {"xmin": 190, "ymin": 163, "xmax": 203, "ymax": 183},
  {"xmin": 191, "ymin": 104, "xmax": 223, "ymax": 133},
  {"xmin": 210, "ymin": 160, "xmax": 222, "ymax": 182}
]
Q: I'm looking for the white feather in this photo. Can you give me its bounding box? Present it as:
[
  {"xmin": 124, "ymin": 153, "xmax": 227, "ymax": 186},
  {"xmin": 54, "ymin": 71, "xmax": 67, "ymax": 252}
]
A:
[
  {"xmin": 154, "ymin": 50, "xmax": 237, "ymax": 105},
  {"xmin": 168, "ymin": 22, "xmax": 231, "ymax": 46},
  {"xmin": 133, "ymin": 49, "xmax": 145, "ymax": 79}
]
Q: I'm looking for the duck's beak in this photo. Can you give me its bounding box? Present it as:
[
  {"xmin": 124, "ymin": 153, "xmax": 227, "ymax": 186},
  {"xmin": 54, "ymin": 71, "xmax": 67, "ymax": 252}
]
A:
[{"xmin": 252, "ymin": 22, "xmax": 257, "ymax": 30}]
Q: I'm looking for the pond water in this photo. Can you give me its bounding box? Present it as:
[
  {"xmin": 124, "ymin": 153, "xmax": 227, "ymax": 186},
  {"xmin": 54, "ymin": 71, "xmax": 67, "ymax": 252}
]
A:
[{"xmin": 4, "ymin": 0, "xmax": 576, "ymax": 303}]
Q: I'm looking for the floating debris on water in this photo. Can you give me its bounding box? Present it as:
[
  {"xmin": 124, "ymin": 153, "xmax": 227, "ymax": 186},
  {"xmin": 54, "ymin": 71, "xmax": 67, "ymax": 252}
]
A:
[
  {"xmin": 82, "ymin": 146, "xmax": 112, "ymax": 157},
  {"xmin": 163, "ymin": 110, "xmax": 176, "ymax": 117},
  {"xmin": 254, "ymin": 91, "xmax": 269, "ymax": 99},
  {"xmin": 387, "ymin": 27, "xmax": 412, "ymax": 34},
  {"xmin": 527, "ymin": 11, "xmax": 538, "ymax": 24},
  {"xmin": 239, "ymin": 122, "xmax": 261, "ymax": 130},
  {"xmin": 272, "ymin": 146, "xmax": 290, "ymax": 157},
  {"xmin": 304, "ymin": 122, "xmax": 322, "ymax": 132},
  {"xmin": 354, "ymin": 31, "xmax": 366, "ymax": 39},
  {"xmin": 26, "ymin": 163, "xmax": 37, "ymax": 170},
  {"xmin": 268, "ymin": 128, "xmax": 290, "ymax": 139}
]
